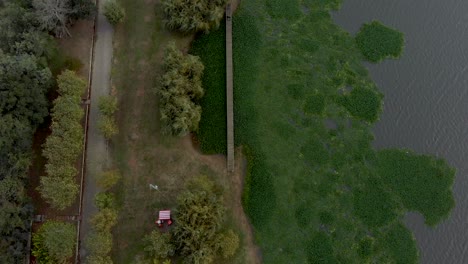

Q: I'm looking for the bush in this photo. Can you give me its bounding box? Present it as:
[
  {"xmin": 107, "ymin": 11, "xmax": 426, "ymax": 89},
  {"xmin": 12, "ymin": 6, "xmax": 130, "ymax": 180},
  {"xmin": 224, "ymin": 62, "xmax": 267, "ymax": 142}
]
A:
[
  {"xmin": 355, "ymin": 21, "xmax": 404, "ymax": 62},
  {"xmin": 162, "ymin": 0, "xmax": 227, "ymax": 33},
  {"xmin": 98, "ymin": 115, "xmax": 118, "ymax": 139},
  {"xmin": 217, "ymin": 230, "xmax": 239, "ymax": 258},
  {"xmin": 32, "ymin": 221, "xmax": 76, "ymax": 264},
  {"xmin": 90, "ymin": 208, "xmax": 118, "ymax": 233},
  {"xmin": 340, "ymin": 87, "xmax": 382, "ymax": 123},
  {"xmin": 98, "ymin": 96, "xmax": 118, "ymax": 116},
  {"xmin": 86, "ymin": 231, "xmax": 113, "ymax": 256},
  {"xmin": 143, "ymin": 230, "xmax": 175, "ymax": 260},
  {"xmin": 97, "ymin": 169, "xmax": 121, "ymax": 190},
  {"xmin": 94, "ymin": 192, "xmax": 116, "ymax": 209},
  {"xmin": 103, "ymin": 0, "xmax": 125, "ymax": 25}
]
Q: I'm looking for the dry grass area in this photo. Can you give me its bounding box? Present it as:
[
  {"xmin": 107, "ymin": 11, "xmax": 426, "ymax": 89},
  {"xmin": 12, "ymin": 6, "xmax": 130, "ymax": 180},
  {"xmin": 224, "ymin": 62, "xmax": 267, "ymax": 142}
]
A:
[{"xmin": 110, "ymin": 0, "xmax": 259, "ymax": 263}]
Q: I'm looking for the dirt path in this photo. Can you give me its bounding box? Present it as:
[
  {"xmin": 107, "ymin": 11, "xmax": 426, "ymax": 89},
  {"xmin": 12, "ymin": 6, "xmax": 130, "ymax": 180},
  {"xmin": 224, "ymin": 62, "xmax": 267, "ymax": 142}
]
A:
[{"xmin": 79, "ymin": 0, "xmax": 114, "ymax": 260}]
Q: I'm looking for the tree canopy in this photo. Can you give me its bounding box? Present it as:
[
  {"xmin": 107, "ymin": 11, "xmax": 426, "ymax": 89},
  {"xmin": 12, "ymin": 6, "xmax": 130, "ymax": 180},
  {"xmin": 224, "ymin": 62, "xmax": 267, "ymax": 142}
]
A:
[
  {"xmin": 171, "ymin": 176, "xmax": 239, "ymax": 263},
  {"xmin": 158, "ymin": 42, "xmax": 204, "ymax": 136},
  {"xmin": 161, "ymin": 0, "xmax": 227, "ymax": 33},
  {"xmin": 32, "ymin": 221, "xmax": 76, "ymax": 264}
]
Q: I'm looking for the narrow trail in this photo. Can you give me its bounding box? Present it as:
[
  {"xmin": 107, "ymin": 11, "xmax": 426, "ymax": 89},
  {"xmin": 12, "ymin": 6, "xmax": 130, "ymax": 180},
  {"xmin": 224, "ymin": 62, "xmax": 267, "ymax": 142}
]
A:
[{"xmin": 79, "ymin": 0, "xmax": 114, "ymax": 260}]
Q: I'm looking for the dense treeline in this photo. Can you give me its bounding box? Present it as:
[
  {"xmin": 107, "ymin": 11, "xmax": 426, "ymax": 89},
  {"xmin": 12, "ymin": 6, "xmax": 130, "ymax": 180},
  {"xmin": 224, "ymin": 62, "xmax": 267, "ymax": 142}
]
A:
[
  {"xmin": 40, "ymin": 70, "xmax": 86, "ymax": 210},
  {"xmin": 162, "ymin": 0, "xmax": 227, "ymax": 33},
  {"xmin": 0, "ymin": 0, "xmax": 94, "ymax": 261},
  {"xmin": 158, "ymin": 42, "xmax": 204, "ymax": 136}
]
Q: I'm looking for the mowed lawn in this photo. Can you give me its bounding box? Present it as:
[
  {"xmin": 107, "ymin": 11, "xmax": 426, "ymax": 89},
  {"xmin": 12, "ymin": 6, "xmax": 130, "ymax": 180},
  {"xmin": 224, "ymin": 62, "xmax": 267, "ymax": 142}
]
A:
[
  {"xmin": 109, "ymin": 0, "xmax": 248, "ymax": 263},
  {"xmin": 193, "ymin": 0, "xmax": 455, "ymax": 263}
]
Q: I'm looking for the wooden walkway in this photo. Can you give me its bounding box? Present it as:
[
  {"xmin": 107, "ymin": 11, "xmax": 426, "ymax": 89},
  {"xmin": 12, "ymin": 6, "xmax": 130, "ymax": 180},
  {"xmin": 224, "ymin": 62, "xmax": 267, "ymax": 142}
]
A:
[{"xmin": 226, "ymin": 4, "xmax": 234, "ymax": 172}]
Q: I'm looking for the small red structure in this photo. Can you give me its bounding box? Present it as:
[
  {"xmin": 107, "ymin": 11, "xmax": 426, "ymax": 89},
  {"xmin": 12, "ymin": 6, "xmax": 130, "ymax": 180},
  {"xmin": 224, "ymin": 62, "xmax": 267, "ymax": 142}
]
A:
[{"xmin": 156, "ymin": 210, "xmax": 172, "ymax": 227}]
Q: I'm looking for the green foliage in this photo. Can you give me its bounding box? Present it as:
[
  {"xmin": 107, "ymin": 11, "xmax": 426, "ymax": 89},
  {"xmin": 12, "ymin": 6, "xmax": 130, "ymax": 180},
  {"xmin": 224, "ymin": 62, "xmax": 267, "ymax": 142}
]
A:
[
  {"xmin": 94, "ymin": 192, "xmax": 116, "ymax": 210},
  {"xmin": 353, "ymin": 177, "xmax": 399, "ymax": 228},
  {"xmin": 217, "ymin": 230, "xmax": 239, "ymax": 258},
  {"xmin": 188, "ymin": 0, "xmax": 454, "ymax": 263},
  {"xmin": 98, "ymin": 115, "xmax": 119, "ymax": 139},
  {"xmin": 377, "ymin": 223, "xmax": 418, "ymax": 264},
  {"xmin": 0, "ymin": 53, "xmax": 51, "ymax": 125},
  {"xmin": 97, "ymin": 169, "xmax": 121, "ymax": 190},
  {"xmin": 86, "ymin": 231, "xmax": 113, "ymax": 256},
  {"xmin": 377, "ymin": 149, "xmax": 455, "ymax": 226},
  {"xmin": 32, "ymin": 221, "xmax": 76, "ymax": 264},
  {"xmin": 104, "ymin": 0, "xmax": 125, "ymax": 25},
  {"xmin": 355, "ymin": 21, "xmax": 404, "ymax": 62},
  {"xmin": 304, "ymin": 93, "xmax": 326, "ymax": 115},
  {"xmin": 190, "ymin": 20, "xmax": 226, "ymax": 154},
  {"xmin": 143, "ymin": 230, "xmax": 175, "ymax": 260},
  {"xmin": 90, "ymin": 208, "xmax": 118, "ymax": 233},
  {"xmin": 306, "ymin": 232, "xmax": 337, "ymax": 264},
  {"xmin": 99, "ymin": 96, "xmax": 118, "ymax": 116},
  {"xmin": 340, "ymin": 87, "xmax": 382, "ymax": 123},
  {"xmin": 86, "ymin": 255, "xmax": 113, "ymax": 264},
  {"xmin": 172, "ymin": 176, "xmax": 232, "ymax": 263},
  {"xmin": 158, "ymin": 42, "xmax": 204, "ymax": 136},
  {"xmin": 161, "ymin": 0, "xmax": 227, "ymax": 33},
  {"xmin": 40, "ymin": 70, "xmax": 86, "ymax": 210},
  {"xmin": 266, "ymin": 0, "xmax": 301, "ymax": 20}
]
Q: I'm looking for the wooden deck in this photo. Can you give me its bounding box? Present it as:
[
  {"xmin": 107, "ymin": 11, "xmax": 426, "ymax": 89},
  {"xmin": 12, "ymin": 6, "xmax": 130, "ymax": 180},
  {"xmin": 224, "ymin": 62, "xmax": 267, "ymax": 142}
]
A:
[{"xmin": 226, "ymin": 3, "xmax": 235, "ymax": 172}]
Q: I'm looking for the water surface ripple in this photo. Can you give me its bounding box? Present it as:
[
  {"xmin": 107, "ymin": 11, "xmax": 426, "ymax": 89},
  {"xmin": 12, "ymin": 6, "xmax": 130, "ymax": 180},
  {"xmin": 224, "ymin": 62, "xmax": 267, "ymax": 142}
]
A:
[{"xmin": 333, "ymin": 1, "xmax": 468, "ymax": 263}]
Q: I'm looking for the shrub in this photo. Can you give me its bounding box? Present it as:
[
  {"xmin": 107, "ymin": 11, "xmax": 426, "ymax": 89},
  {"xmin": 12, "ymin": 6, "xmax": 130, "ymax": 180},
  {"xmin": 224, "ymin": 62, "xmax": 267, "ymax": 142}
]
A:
[
  {"xmin": 85, "ymin": 231, "xmax": 113, "ymax": 256},
  {"xmin": 98, "ymin": 96, "xmax": 118, "ymax": 116},
  {"xmin": 355, "ymin": 21, "xmax": 404, "ymax": 62},
  {"xmin": 90, "ymin": 208, "xmax": 118, "ymax": 233},
  {"xmin": 340, "ymin": 87, "xmax": 382, "ymax": 123},
  {"xmin": 143, "ymin": 230, "xmax": 175, "ymax": 260},
  {"xmin": 98, "ymin": 115, "xmax": 118, "ymax": 139},
  {"xmin": 217, "ymin": 230, "xmax": 239, "ymax": 258},
  {"xmin": 103, "ymin": 0, "xmax": 125, "ymax": 25},
  {"xmin": 94, "ymin": 192, "xmax": 116, "ymax": 210},
  {"xmin": 32, "ymin": 221, "xmax": 76, "ymax": 264},
  {"xmin": 97, "ymin": 169, "xmax": 121, "ymax": 190}
]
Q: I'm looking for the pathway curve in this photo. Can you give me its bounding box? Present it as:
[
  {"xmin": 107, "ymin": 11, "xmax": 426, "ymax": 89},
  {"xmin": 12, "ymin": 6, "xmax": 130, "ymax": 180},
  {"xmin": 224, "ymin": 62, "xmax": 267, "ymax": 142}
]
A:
[{"xmin": 79, "ymin": 0, "xmax": 113, "ymax": 260}]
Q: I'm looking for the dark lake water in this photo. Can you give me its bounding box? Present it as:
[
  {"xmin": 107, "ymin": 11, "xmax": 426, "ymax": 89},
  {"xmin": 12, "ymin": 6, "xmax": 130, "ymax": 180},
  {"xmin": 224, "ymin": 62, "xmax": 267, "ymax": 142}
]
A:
[{"xmin": 333, "ymin": 0, "xmax": 468, "ymax": 263}]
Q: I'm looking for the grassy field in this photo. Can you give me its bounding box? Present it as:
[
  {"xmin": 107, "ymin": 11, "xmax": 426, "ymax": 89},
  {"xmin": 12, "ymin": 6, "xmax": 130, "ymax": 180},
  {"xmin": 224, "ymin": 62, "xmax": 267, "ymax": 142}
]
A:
[
  {"xmin": 193, "ymin": 0, "xmax": 455, "ymax": 263},
  {"xmin": 109, "ymin": 0, "xmax": 250, "ymax": 263}
]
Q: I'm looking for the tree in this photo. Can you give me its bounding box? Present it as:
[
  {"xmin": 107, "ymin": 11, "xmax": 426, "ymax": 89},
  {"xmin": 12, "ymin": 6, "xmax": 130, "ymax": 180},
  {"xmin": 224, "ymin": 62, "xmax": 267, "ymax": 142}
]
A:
[
  {"xmin": 97, "ymin": 170, "xmax": 121, "ymax": 190},
  {"xmin": 98, "ymin": 96, "xmax": 118, "ymax": 116},
  {"xmin": 143, "ymin": 230, "xmax": 175, "ymax": 260},
  {"xmin": 94, "ymin": 192, "xmax": 116, "ymax": 210},
  {"xmin": 33, "ymin": 0, "xmax": 73, "ymax": 38},
  {"xmin": 32, "ymin": 221, "xmax": 76, "ymax": 264},
  {"xmin": 103, "ymin": 0, "xmax": 125, "ymax": 25},
  {"xmin": 158, "ymin": 43, "xmax": 204, "ymax": 136},
  {"xmin": 171, "ymin": 176, "xmax": 227, "ymax": 263},
  {"xmin": 86, "ymin": 255, "xmax": 113, "ymax": 264},
  {"xmin": 0, "ymin": 53, "xmax": 51, "ymax": 126},
  {"xmin": 90, "ymin": 208, "xmax": 118, "ymax": 233},
  {"xmin": 98, "ymin": 115, "xmax": 118, "ymax": 139},
  {"xmin": 161, "ymin": 0, "xmax": 227, "ymax": 33},
  {"xmin": 39, "ymin": 176, "xmax": 79, "ymax": 210}
]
